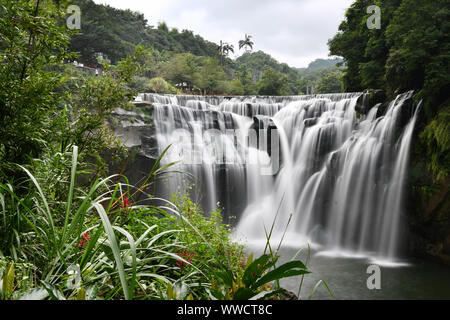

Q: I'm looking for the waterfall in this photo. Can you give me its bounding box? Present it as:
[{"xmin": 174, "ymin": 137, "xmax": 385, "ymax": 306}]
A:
[{"xmin": 138, "ymin": 91, "xmax": 419, "ymax": 260}]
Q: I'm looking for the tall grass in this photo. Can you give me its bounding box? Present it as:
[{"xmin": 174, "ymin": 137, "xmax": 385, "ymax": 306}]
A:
[
  {"xmin": 0, "ymin": 144, "xmax": 331, "ymax": 300},
  {"xmin": 0, "ymin": 146, "xmax": 206, "ymax": 299}
]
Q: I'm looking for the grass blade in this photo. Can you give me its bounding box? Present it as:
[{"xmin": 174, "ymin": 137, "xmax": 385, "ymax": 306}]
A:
[{"xmin": 94, "ymin": 203, "xmax": 130, "ymax": 300}]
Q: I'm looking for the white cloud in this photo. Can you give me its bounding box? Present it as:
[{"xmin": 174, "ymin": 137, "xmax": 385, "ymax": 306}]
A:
[{"xmin": 92, "ymin": 0, "xmax": 353, "ymax": 68}]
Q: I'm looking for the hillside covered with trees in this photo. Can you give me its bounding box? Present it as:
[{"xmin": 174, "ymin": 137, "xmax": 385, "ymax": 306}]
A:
[{"xmin": 70, "ymin": 0, "xmax": 343, "ymax": 96}]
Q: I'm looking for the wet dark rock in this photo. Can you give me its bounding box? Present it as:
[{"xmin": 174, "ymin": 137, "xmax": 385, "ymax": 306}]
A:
[
  {"xmin": 250, "ymin": 116, "xmax": 280, "ymax": 158},
  {"xmin": 356, "ymin": 90, "xmax": 386, "ymax": 115},
  {"xmin": 407, "ymin": 171, "xmax": 450, "ymax": 266},
  {"xmin": 303, "ymin": 118, "xmax": 318, "ymax": 128},
  {"xmin": 375, "ymin": 101, "xmax": 390, "ymax": 118}
]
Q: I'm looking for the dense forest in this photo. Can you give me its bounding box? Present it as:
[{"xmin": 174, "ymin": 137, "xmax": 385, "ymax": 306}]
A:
[{"xmin": 69, "ymin": 0, "xmax": 344, "ymax": 96}]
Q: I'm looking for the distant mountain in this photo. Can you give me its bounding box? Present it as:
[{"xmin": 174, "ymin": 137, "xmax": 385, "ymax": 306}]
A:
[
  {"xmin": 306, "ymin": 58, "xmax": 344, "ymax": 70},
  {"xmin": 235, "ymin": 51, "xmax": 300, "ymax": 82}
]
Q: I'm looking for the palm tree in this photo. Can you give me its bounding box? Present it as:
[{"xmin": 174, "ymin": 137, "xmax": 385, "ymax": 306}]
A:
[
  {"xmin": 223, "ymin": 43, "xmax": 234, "ymax": 56},
  {"xmin": 217, "ymin": 41, "xmax": 234, "ymax": 65},
  {"xmin": 239, "ymin": 34, "xmax": 254, "ymax": 52}
]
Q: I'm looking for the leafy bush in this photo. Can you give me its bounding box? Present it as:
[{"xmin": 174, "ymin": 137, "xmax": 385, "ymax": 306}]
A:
[
  {"xmin": 171, "ymin": 194, "xmax": 246, "ymax": 279},
  {"xmin": 147, "ymin": 77, "xmax": 169, "ymax": 93},
  {"xmin": 209, "ymin": 253, "xmax": 309, "ymax": 300},
  {"xmin": 420, "ymin": 105, "xmax": 450, "ymax": 182},
  {"xmin": 0, "ymin": 146, "xmax": 204, "ymax": 300},
  {"xmin": 0, "ymin": 1, "xmax": 74, "ymax": 179}
]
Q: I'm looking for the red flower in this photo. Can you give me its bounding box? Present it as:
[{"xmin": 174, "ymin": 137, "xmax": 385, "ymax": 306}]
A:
[
  {"xmin": 119, "ymin": 197, "xmax": 132, "ymax": 211},
  {"xmin": 176, "ymin": 249, "xmax": 195, "ymax": 269},
  {"xmin": 77, "ymin": 232, "xmax": 90, "ymax": 248}
]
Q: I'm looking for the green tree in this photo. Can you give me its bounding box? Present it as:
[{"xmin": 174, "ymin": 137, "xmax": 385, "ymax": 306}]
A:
[
  {"xmin": 314, "ymin": 71, "xmax": 343, "ymax": 94},
  {"xmin": 230, "ymin": 79, "xmax": 245, "ymax": 95},
  {"xmin": 257, "ymin": 68, "xmax": 288, "ymax": 96},
  {"xmin": 0, "ymin": 0, "xmax": 149, "ymax": 180},
  {"xmin": 157, "ymin": 21, "xmax": 169, "ymax": 33},
  {"xmin": 385, "ymin": 0, "xmax": 449, "ymax": 119},
  {"xmin": 162, "ymin": 53, "xmax": 199, "ymax": 89},
  {"xmin": 0, "ymin": 0, "xmax": 74, "ymax": 178},
  {"xmin": 50, "ymin": 45, "xmax": 148, "ymax": 178},
  {"xmin": 328, "ymin": 0, "xmax": 371, "ymax": 91},
  {"xmin": 217, "ymin": 41, "xmax": 234, "ymax": 66},
  {"xmin": 197, "ymin": 58, "xmax": 227, "ymax": 93},
  {"xmin": 239, "ymin": 34, "xmax": 254, "ymax": 52}
]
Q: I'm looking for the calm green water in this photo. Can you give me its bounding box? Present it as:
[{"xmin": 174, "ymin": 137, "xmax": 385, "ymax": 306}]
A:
[{"xmin": 245, "ymin": 243, "xmax": 450, "ymax": 300}]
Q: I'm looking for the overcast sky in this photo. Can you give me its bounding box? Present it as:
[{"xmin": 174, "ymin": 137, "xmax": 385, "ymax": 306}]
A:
[{"xmin": 92, "ymin": 0, "xmax": 354, "ymax": 68}]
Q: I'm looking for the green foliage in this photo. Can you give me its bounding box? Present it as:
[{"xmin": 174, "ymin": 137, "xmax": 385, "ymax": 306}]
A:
[
  {"xmin": 385, "ymin": 0, "xmax": 449, "ymax": 119},
  {"xmin": 171, "ymin": 193, "xmax": 245, "ymax": 278},
  {"xmin": 0, "ymin": 1, "xmax": 151, "ymax": 182},
  {"xmin": 147, "ymin": 77, "xmax": 169, "ymax": 93},
  {"xmin": 258, "ymin": 68, "xmax": 288, "ymax": 96},
  {"xmin": 0, "ymin": 259, "xmax": 39, "ymax": 300},
  {"xmin": 0, "ymin": 0, "xmax": 74, "ymax": 179},
  {"xmin": 0, "ymin": 262, "xmax": 16, "ymax": 300},
  {"xmin": 218, "ymin": 42, "xmax": 235, "ymax": 60},
  {"xmin": 0, "ymin": 146, "xmax": 254, "ymax": 300},
  {"xmin": 197, "ymin": 57, "xmax": 227, "ymax": 93},
  {"xmin": 230, "ymin": 79, "xmax": 245, "ymax": 95},
  {"xmin": 162, "ymin": 53, "xmax": 199, "ymax": 87},
  {"xmin": 236, "ymin": 51, "xmax": 285, "ymax": 81},
  {"xmin": 209, "ymin": 253, "xmax": 309, "ymax": 300},
  {"xmin": 52, "ymin": 46, "xmax": 150, "ymax": 177},
  {"xmin": 127, "ymin": 76, "xmax": 151, "ymax": 92},
  {"xmin": 329, "ymin": 0, "xmax": 448, "ymax": 112},
  {"xmin": 314, "ymin": 71, "xmax": 343, "ymax": 94},
  {"xmin": 328, "ymin": 0, "xmax": 403, "ymax": 91},
  {"xmin": 0, "ymin": 146, "xmax": 188, "ymax": 300},
  {"xmin": 420, "ymin": 105, "xmax": 450, "ymax": 182}
]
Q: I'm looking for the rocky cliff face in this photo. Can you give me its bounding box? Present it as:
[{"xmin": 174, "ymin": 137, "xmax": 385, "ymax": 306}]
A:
[{"xmin": 108, "ymin": 102, "xmax": 159, "ymax": 193}]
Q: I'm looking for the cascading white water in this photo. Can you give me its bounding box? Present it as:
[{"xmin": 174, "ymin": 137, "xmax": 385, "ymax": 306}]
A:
[{"xmin": 138, "ymin": 91, "xmax": 418, "ymax": 261}]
